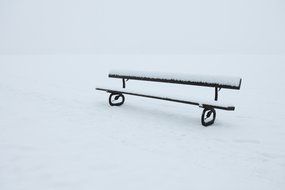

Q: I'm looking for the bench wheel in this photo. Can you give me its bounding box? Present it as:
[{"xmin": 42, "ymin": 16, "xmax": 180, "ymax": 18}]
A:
[
  {"xmin": 201, "ymin": 107, "xmax": 216, "ymax": 127},
  {"xmin": 109, "ymin": 93, "xmax": 125, "ymax": 106}
]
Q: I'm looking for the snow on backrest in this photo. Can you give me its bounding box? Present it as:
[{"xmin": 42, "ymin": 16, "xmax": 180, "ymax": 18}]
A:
[{"xmin": 109, "ymin": 70, "xmax": 242, "ymax": 89}]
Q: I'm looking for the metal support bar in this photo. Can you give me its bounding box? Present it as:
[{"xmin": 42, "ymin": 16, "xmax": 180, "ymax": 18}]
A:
[
  {"xmin": 215, "ymin": 87, "xmax": 218, "ymax": 101},
  {"xmin": 122, "ymin": 78, "xmax": 126, "ymax": 88},
  {"xmin": 96, "ymin": 87, "xmax": 235, "ymax": 111},
  {"xmin": 215, "ymin": 87, "xmax": 222, "ymax": 101}
]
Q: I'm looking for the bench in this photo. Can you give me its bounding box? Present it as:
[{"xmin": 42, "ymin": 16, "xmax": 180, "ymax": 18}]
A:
[{"xmin": 96, "ymin": 70, "xmax": 242, "ymax": 126}]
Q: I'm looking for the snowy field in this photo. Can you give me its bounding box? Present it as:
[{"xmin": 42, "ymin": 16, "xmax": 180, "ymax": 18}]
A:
[{"xmin": 0, "ymin": 54, "xmax": 285, "ymax": 190}]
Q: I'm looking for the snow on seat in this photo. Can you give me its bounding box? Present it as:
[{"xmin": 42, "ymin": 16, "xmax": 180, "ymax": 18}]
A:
[
  {"xmin": 96, "ymin": 86, "xmax": 235, "ymax": 111},
  {"xmin": 109, "ymin": 70, "xmax": 242, "ymax": 90}
]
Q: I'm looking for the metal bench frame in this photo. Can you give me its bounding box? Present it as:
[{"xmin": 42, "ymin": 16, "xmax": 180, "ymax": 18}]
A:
[{"xmin": 96, "ymin": 73, "xmax": 242, "ymax": 127}]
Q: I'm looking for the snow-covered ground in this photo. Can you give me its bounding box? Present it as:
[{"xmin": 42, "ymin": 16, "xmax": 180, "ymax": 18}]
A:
[{"xmin": 0, "ymin": 54, "xmax": 285, "ymax": 190}]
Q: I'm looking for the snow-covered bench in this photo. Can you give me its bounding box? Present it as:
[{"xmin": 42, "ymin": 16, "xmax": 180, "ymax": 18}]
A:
[{"xmin": 96, "ymin": 70, "xmax": 242, "ymax": 126}]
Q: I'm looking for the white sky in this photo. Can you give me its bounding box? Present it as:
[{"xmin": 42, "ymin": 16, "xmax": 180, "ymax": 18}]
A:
[{"xmin": 0, "ymin": 0, "xmax": 284, "ymax": 54}]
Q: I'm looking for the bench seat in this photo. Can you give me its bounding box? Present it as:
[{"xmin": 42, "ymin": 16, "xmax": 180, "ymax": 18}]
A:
[
  {"xmin": 96, "ymin": 86, "xmax": 235, "ymax": 111},
  {"xmin": 109, "ymin": 70, "xmax": 242, "ymax": 90}
]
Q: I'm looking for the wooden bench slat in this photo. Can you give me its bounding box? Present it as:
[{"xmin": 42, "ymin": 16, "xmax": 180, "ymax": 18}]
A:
[
  {"xmin": 109, "ymin": 70, "xmax": 242, "ymax": 90},
  {"xmin": 96, "ymin": 87, "xmax": 235, "ymax": 111}
]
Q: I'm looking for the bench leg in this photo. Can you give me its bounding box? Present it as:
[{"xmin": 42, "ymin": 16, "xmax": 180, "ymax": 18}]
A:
[
  {"xmin": 109, "ymin": 93, "xmax": 125, "ymax": 106},
  {"xmin": 201, "ymin": 107, "xmax": 216, "ymax": 126}
]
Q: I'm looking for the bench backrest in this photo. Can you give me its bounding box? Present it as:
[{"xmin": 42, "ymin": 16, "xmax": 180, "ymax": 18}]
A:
[{"xmin": 109, "ymin": 70, "xmax": 242, "ymax": 90}]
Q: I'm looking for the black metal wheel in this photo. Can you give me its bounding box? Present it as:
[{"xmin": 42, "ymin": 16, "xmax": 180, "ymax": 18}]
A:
[
  {"xmin": 109, "ymin": 93, "xmax": 125, "ymax": 106},
  {"xmin": 201, "ymin": 107, "xmax": 216, "ymax": 127}
]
